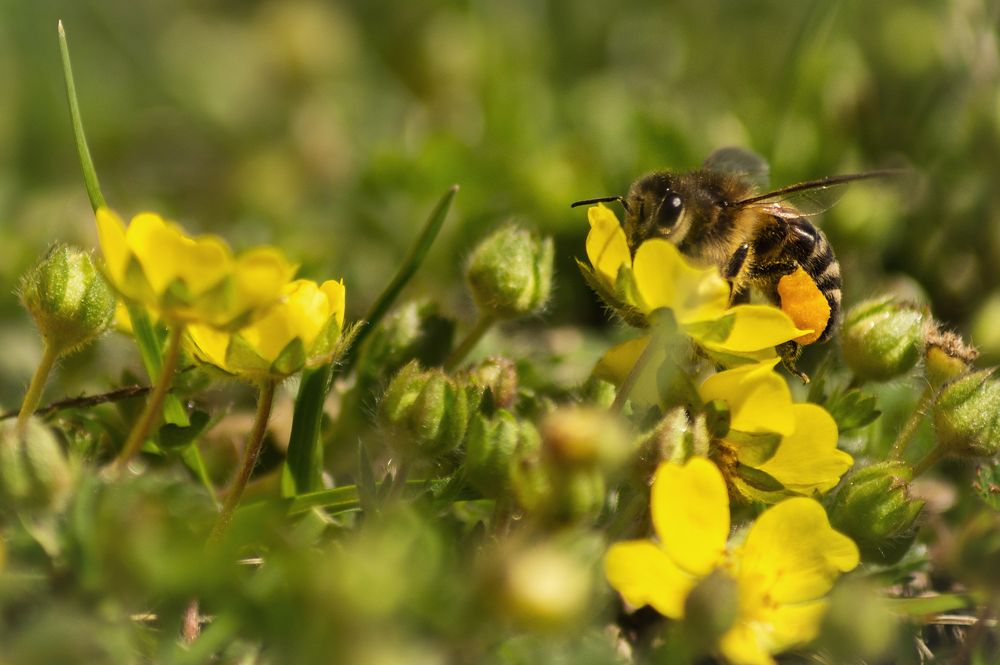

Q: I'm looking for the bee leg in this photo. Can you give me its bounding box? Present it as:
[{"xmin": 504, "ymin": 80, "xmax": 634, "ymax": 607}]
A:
[{"xmin": 777, "ymin": 341, "xmax": 809, "ymax": 383}]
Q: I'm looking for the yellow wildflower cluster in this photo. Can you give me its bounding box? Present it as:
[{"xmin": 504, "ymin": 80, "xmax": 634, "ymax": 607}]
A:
[
  {"xmin": 585, "ymin": 205, "xmax": 860, "ymax": 662},
  {"xmin": 96, "ymin": 207, "xmax": 347, "ymax": 383}
]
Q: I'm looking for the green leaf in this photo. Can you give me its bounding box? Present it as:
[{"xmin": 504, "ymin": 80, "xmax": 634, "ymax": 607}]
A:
[
  {"xmin": 826, "ymin": 388, "xmax": 881, "ymax": 433},
  {"xmin": 158, "ymin": 410, "xmax": 211, "ymax": 449},
  {"xmin": 974, "ymin": 461, "xmax": 1000, "ymax": 510},
  {"xmin": 883, "ymin": 593, "xmax": 979, "ymax": 616}
]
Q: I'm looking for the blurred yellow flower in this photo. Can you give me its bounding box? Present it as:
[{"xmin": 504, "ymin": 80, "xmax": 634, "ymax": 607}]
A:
[
  {"xmin": 187, "ymin": 278, "xmax": 346, "ymax": 381},
  {"xmin": 699, "ymin": 361, "xmax": 853, "ymax": 501},
  {"xmin": 605, "ymin": 457, "xmax": 859, "ymax": 665},
  {"xmin": 585, "ymin": 205, "xmax": 807, "ymax": 357},
  {"xmin": 96, "ymin": 207, "xmax": 296, "ymax": 329}
]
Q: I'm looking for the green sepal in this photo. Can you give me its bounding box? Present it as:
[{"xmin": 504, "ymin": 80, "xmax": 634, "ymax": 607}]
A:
[
  {"xmin": 729, "ymin": 430, "xmax": 783, "ymax": 467},
  {"xmin": 684, "ymin": 313, "xmax": 736, "ymax": 345},
  {"xmin": 575, "ymin": 258, "xmax": 646, "ymax": 328},
  {"xmin": 271, "ymin": 337, "xmax": 307, "ymax": 377},
  {"xmin": 735, "ymin": 463, "xmax": 785, "ymax": 493}
]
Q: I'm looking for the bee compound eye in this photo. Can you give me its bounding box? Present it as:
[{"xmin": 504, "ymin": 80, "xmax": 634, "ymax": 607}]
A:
[{"xmin": 655, "ymin": 192, "xmax": 683, "ymax": 229}]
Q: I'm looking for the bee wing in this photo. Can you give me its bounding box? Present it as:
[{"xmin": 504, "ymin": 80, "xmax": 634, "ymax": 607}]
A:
[
  {"xmin": 702, "ymin": 147, "xmax": 770, "ymax": 190},
  {"xmin": 736, "ymin": 170, "xmax": 904, "ymax": 217}
]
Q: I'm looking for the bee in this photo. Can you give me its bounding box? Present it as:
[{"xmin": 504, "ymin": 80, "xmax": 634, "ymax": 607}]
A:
[{"xmin": 573, "ymin": 148, "xmax": 900, "ymax": 376}]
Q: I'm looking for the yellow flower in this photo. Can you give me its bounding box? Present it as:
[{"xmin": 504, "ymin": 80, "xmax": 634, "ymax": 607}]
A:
[
  {"xmin": 584, "ymin": 205, "xmax": 807, "ymax": 357},
  {"xmin": 187, "ymin": 278, "xmax": 346, "ymax": 381},
  {"xmin": 96, "ymin": 207, "xmax": 296, "ymax": 329},
  {"xmin": 698, "ymin": 360, "xmax": 853, "ymax": 501},
  {"xmin": 605, "ymin": 458, "xmax": 859, "ymax": 665}
]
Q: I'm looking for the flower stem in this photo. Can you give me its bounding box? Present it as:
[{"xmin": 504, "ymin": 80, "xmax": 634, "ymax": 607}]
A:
[
  {"xmin": 889, "ymin": 386, "xmax": 934, "ymax": 459},
  {"xmin": 58, "ymin": 20, "xmax": 106, "ymax": 212},
  {"xmin": 16, "ymin": 342, "xmax": 60, "ymax": 435},
  {"xmin": 209, "ymin": 379, "xmax": 277, "ymax": 542},
  {"xmin": 610, "ymin": 331, "xmax": 663, "ymax": 414},
  {"xmin": 110, "ymin": 325, "xmax": 184, "ymax": 472},
  {"xmin": 911, "ymin": 443, "xmax": 948, "ymax": 478},
  {"xmin": 443, "ymin": 313, "xmax": 495, "ymax": 371}
]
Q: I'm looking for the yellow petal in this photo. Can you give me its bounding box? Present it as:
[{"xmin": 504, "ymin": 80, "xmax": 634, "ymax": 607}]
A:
[
  {"xmin": 699, "ymin": 305, "xmax": 811, "ymax": 353},
  {"xmin": 586, "ymin": 205, "xmax": 631, "ymax": 286},
  {"xmin": 738, "ymin": 497, "xmax": 859, "ymax": 605},
  {"xmin": 699, "ymin": 362, "xmax": 795, "ymax": 436},
  {"xmin": 651, "ymin": 458, "xmax": 729, "ymax": 577},
  {"xmin": 593, "ymin": 336, "xmax": 662, "ymax": 406},
  {"xmin": 321, "ymin": 279, "xmax": 347, "ymax": 329},
  {"xmin": 756, "ymin": 404, "xmax": 852, "ymax": 495},
  {"xmin": 763, "ymin": 599, "xmax": 829, "ymax": 653},
  {"xmin": 718, "ymin": 622, "xmax": 777, "ymax": 665},
  {"xmin": 233, "ymin": 246, "xmax": 298, "ymax": 308},
  {"xmin": 95, "ymin": 207, "xmax": 130, "ymax": 285},
  {"xmin": 241, "ymin": 279, "xmax": 330, "ymax": 363},
  {"xmin": 187, "ymin": 324, "xmax": 232, "ymax": 369},
  {"xmin": 777, "ymin": 267, "xmax": 831, "ymax": 345},
  {"xmin": 604, "ymin": 540, "xmax": 696, "ymax": 619},
  {"xmin": 126, "ymin": 213, "xmax": 231, "ymax": 295},
  {"xmin": 632, "ymin": 240, "xmax": 729, "ymax": 322}
]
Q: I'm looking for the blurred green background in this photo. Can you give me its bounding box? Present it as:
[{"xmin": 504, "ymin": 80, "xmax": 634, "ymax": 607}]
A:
[{"xmin": 1, "ymin": 0, "xmax": 998, "ymax": 407}]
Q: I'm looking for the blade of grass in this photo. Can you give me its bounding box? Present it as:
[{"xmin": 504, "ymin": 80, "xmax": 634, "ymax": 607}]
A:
[
  {"xmin": 60, "ymin": 21, "xmax": 215, "ymax": 492},
  {"xmin": 283, "ymin": 185, "xmax": 458, "ymax": 496}
]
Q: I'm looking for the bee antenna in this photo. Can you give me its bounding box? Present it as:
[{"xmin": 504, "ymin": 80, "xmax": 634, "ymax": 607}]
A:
[{"xmin": 570, "ymin": 196, "xmax": 628, "ymax": 212}]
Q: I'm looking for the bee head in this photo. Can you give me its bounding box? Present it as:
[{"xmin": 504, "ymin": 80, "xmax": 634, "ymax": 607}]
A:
[{"xmin": 620, "ymin": 173, "xmax": 687, "ymax": 250}]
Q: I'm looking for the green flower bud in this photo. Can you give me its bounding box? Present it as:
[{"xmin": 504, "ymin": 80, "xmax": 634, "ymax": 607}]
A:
[
  {"xmin": 465, "ymin": 410, "xmax": 540, "ymax": 497},
  {"xmin": 829, "ymin": 461, "xmax": 924, "ymax": 565},
  {"xmin": 934, "ymin": 369, "xmax": 1000, "ymax": 457},
  {"xmin": 495, "ymin": 542, "xmax": 593, "ymax": 632},
  {"xmin": 0, "ymin": 418, "xmax": 73, "ymax": 513},
  {"xmin": 465, "ymin": 225, "xmax": 554, "ymax": 320},
  {"xmin": 540, "ymin": 406, "xmax": 630, "ymax": 470},
  {"xmin": 19, "ymin": 244, "xmax": 116, "ymax": 355},
  {"xmin": 682, "ymin": 570, "xmax": 739, "ymax": 652},
  {"xmin": 510, "ymin": 455, "xmax": 605, "ymax": 524},
  {"xmin": 841, "ymin": 297, "xmax": 924, "ymax": 382},
  {"xmin": 465, "ymin": 356, "xmax": 518, "ymax": 410},
  {"xmin": 923, "ymin": 322, "xmax": 978, "ymax": 389},
  {"xmin": 379, "ymin": 361, "xmax": 470, "ymax": 461}
]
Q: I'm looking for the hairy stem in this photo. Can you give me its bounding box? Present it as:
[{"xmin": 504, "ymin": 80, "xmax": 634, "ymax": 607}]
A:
[
  {"xmin": 443, "ymin": 313, "xmax": 495, "ymax": 371},
  {"xmin": 110, "ymin": 325, "xmax": 184, "ymax": 472},
  {"xmin": 210, "ymin": 379, "xmax": 277, "ymax": 541},
  {"xmin": 889, "ymin": 386, "xmax": 934, "ymax": 459},
  {"xmin": 16, "ymin": 343, "xmax": 60, "ymax": 434}
]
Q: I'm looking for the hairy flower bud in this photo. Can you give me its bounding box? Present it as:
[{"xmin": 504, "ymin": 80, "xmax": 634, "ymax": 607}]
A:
[
  {"xmin": 540, "ymin": 406, "xmax": 630, "ymax": 470},
  {"xmin": 841, "ymin": 297, "xmax": 924, "ymax": 382},
  {"xmin": 19, "ymin": 244, "xmax": 115, "ymax": 355},
  {"xmin": 379, "ymin": 361, "xmax": 470, "ymax": 461},
  {"xmin": 934, "ymin": 369, "xmax": 1000, "ymax": 458},
  {"xmin": 829, "ymin": 461, "xmax": 924, "ymax": 565},
  {"xmin": 923, "ymin": 322, "xmax": 978, "ymax": 389},
  {"xmin": 0, "ymin": 418, "xmax": 72, "ymax": 513},
  {"xmin": 465, "ymin": 356, "xmax": 519, "ymax": 410},
  {"xmin": 465, "ymin": 225, "xmax": 554, "ymax": 320},
  {"xmin": 465, "ymin": 410, "xmax": 539, "ymax": 497}
]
